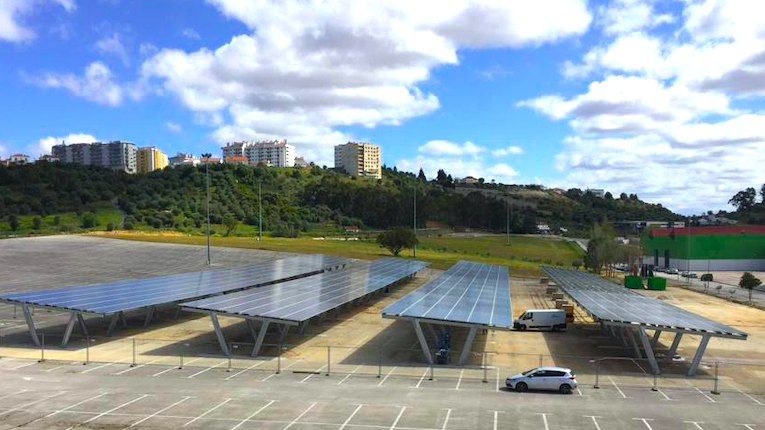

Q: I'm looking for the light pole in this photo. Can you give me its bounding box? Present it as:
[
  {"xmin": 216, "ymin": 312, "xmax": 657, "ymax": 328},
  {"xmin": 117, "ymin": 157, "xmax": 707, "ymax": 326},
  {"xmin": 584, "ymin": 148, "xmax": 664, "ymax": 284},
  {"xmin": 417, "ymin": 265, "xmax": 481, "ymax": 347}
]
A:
[
  {"xmin": 506, "ymin": 199, "xmax": 510, "ymax": 245},
  {"xmin": 202, "ymin": 153, "xmax": 212, "ymax": 266},
  {"xmin": 413, "ymin": 187, "xmax": 417, "ymax": 258},
  {"xmin": 258, "ymin": 180, "xmax": 262, "ymax": 241}
]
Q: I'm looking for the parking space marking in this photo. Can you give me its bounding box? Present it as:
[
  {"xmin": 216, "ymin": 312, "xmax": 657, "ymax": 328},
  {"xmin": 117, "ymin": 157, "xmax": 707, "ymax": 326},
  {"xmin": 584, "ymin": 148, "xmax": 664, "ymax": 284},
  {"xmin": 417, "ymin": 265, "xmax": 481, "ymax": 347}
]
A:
[
  {"xmin": 0, "ymin": 390, "xmax": 66, "ymax": 417},
  {"xmin": 10, "ymin": 360, "xmax": 38, "ymax": 370},
  {"xmin": 230, "ymin": 399, "xmax": 275, "ymax": 430},
  {"xmin": 736, "ymin": 425, "xmax": 757, "ymax": 430},
  {"xmin": 584, "ymin": 415, "xmax": 602, "ymax": 430},
  {"xmin": 0, "ymin": 389, "xmax": 28, "ymax": 403},
  {"xmin": 81, "ymin": 361, "xmax": 117, "ymax": 374},
  {"xmin": 490, "ymin": 411, "xmax": 504, "ymax": 430},
  {"xmin": 46, "ymin": 364, "xmax": 75, "ymax": 373},
  {"xmin": 182, "ymin": 397, "xmax": 232, "ymax": 427},
  {"xmin": 414, "ymin": 368, "xmax": 429, "ymax": 388},
  {"xmin": 337, "ymin": 365, "xmax": 362, "ymax": 385},
  {"xmin": 633, "ymin": 418, "xmax": 655, "ymax": 430},
  {"xmin": 455, "ymin": 370, "xmax": 464, "ymax": 390},
  {"xmin": 186, "ymin": 360, "xmax": 227, "ymax": 378},
  {"xmin": 113, "ymin": 357, "xmax": 167, "ymax": 375},
  {"xmin": 262, "ymin": 359, "xmax": 301, "ymax": 381},
  {"xmin": 693, "ymin": 386, "xmax": 716, "ymax": 403},
  {"xmin": 726, "ymin": 381, "xmax": 763, "ymax": 406},
  {"xmin": 65, "ymin": 393, "xmax": 151, "ymax": 430},
  {"xmin": 283, "ymin": 401, "xmax": 316, "ymax": 430},
  {"xmin": 607, "ymin": 376, "xmax": 627, "ymax": 399},
  {"xmin": 377, "ymin": 366, "xmax": 398, "ymax": 387},
  {"xmin": 441, "ymin": 408, "xmax": 452, "ymax": 430},
  {"xmin": 26, "ymin": 392, "xmax": 107, "ymax": 426},
  {"xmin": 224, "ymin": 360, "xmax": 266, "ymax": 381},
  {"xmin": 388, "ymin": 406, "xmax": 407, "ymax": 430},
  {"xmin": 684, "ymin": 421, "xmax": 706, "ymax": 429},
  {"xmin": 535, "ymin": 413, "xmax": 550, "ymax": 430},
  {"xmin": 152, "ymin": 358, "xmax": 203, "ymax": 377},
  {"xmin": 130, "ymin": 396, "xmax": 194, "ymax": 427},
  {"xmin": 300, "ymin": 365, "xmax": 327, "ymax": 383},
  {"xmin": 656, "ymin": 388, "xmax": 673, "ymax": 401},
  {"xmin": 338, "ymin": 404, "xmax": 363, "ymax": 430}
]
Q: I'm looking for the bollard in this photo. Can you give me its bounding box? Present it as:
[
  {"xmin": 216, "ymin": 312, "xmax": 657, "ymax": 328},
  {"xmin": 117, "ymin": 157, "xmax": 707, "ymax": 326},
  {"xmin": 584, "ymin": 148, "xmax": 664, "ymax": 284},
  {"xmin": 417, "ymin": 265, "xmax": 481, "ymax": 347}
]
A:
[
  {"xmin": 227, "ymin": 344, "xmax": 232, "ymax": 372},
  {"xmin": 593, "ymin": 360, "xmax": 600, "ymax": 389},
  {"xmin": 326, "ymin": 346, "xmax": 330, "ymax": 376},
  {"xmin": 651, "ymin": 373, "xmax": 658, "ymax": 391},
  {"xmin": 130, "ymin": 338, "xmax": 136, "ymax": 367},
  {"xmin": 85, "ymin": 338, "xmax": 90, "ymax": 365},
  {"xmin": 179, "ymin": 344, "xmax": 183, "ymax": 369},
  {"xmin": 277, "ymin": 341, "xmax": 282, "ymax": 374},
  {"xmin": 711, "ymin": 362, "xmax": 720, "ymax": 395},
  {"xmin": 482, "ymin": 353, "xmax": 488, "ymax": 383},
  {"xmin": 39, "ymin": 333, "xmax": 45, "ymax": 363},
  {"xmin": 377, "ymin": 348, "xmax": 382, "ymax": 378},
  {"xmin": 429, "ymin": 361, "xmax": 434, "ymax": 381}
]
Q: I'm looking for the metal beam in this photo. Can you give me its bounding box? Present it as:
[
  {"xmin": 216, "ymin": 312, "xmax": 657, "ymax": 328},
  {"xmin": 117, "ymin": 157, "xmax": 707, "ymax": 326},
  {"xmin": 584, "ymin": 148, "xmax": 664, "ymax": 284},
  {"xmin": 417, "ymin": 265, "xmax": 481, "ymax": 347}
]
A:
[
  {"xmin": 412, "ymin": 319, "xmax": 433, "ymax": 364},
  {"xmin": 665, "ymin": 332, "xmax": 683, "ymax": 362},
  {"xmin": 298, "ymin": 320, "xmax": 309, "ymax": 335},
  {"xmin": 210, "ymin": 313, "xmax": 230, "ymax": 356},
  {"xmin": 425, "ymin": 322, "xmax": 439, "ymax": 345},
  {"xmin": 637, "ymin": 327, "xmax": 660, "ymax": 375},
  {"xmin": 76, "ymin": 313, "xmax": 89, "ymax": 338},
  {"xmin": 688, "ymin": 334, "xmax": 711, "ymax": 376},
  {"xmin": 143, "ymin": 306, "xmax": 156, "ymax": 328},
  {"xmin": 119, "ymin": 311, "xmax": 128, "ymax": 328},
  {"xmin": 22, "ymin": 305, "xmax": 40, "ymax": 347},
  {"xmin": 106, "ymin": 313, "xmax": 120, "ymax": 337},
  {"xmin": 245, "ymin": 319, "xmax": 258, "ymax": 340},
  {"xmin": 619, "ymin": 327, "xmax": 629, "ymax": 347},
  {"xmin": 458, "ymin": 326, "xmax": 478, "ymax": 366},
  {"xmin": 278, "ymin": 324, "xmax": 290, "ymax": 344},
  {"xmin": 61, "ymin": 312, "xmax": 77, "ymax": 347},
  {"xmin": 651, "ymin": 330, "xmax": 662, "ymax": 348},
  {"xmin": 251, "ymin": 320, "xmax": 269, "ymax": 357},
  {"xmin": 627, "ymin": 328, "xmax": 642, "ymax": 359}
]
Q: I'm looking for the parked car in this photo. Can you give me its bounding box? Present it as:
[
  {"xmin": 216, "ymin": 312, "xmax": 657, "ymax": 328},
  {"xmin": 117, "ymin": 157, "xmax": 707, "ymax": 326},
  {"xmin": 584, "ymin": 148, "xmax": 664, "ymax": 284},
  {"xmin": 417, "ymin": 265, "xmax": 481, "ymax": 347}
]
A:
[
  {"xmin": 681, "ymin": 271, "xmax": 698, "ymax": 278},
  {"xmin": 700, "ymin": 273, "xmax": 713, "ymax": 282},
  {"xmin": 666, "ymin": 268, "xmax": 679, "ymax": 275},
  {"xmin": 506, "ymin": 366, "xmax": 578, "ymax": 394},
  {"xmin": 513, "ymin": 309, "xmax": 567, "ymax": 331},
  {"xmin": 654, "ymin": 267, "xmax": 666, "ymax": 273}
]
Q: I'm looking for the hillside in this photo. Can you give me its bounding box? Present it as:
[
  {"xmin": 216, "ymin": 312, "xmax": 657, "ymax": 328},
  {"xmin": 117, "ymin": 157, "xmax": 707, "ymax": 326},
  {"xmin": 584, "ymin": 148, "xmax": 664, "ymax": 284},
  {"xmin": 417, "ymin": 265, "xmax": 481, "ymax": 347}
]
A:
[{"xmin": 0, "ymin": 162, "xmax": 682, "ymax": 237}]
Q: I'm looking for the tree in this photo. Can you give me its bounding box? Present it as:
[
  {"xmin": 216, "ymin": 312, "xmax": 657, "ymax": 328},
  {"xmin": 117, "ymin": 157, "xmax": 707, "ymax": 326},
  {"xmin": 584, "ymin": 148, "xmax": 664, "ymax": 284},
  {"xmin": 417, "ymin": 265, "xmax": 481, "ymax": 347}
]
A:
[
  {"xmin": 82, "ymin": 212, "xmax": 99, "ymax": 228},
  {"xmin": 572, "ymin": 260, "xmax": 581, "ymax": 270},
  {"xmin": 376, "ymin": 227, "xmax": 418, "ymax": 256},
  {"xmin": 729, "ymin": 187, "xmax": 757, "ymax": 210},
  {"xmin": 761, "ymin": 183, "xmax": 765, "ymax": 203},
  {"xmin": 32, "ymin": 217, "xmax": 42, "ymax": 230},
  {"xmin": 224, "ymin": 216, "xmax": 238, "ymax": 236},
  {"xmin": 604, "ymin": 191, "xmax": 613, "ymax": 200},
  {"xmin": 9, "ymin": 215, "xmax": 19, "ymax": 231},
  {"xmin": 417, "ymin": 168, "xmax": 427, "ymax": 181},
  {"xmin": 619, "ymin": 192, "xmax": 628, "ymax": 200},
  {"xmin": 436, "ymin": 169, "xmax": 448, "ymax": 184},
  {"xmin": 739, "ymin": 272, "xmax": 762, "ymax": 304},
  {"xmin": 106, "ymin": 222, "xmax": 115, "ymax": 231},
  {"xmin": 53, "ymin": 215, "xmax": 61, "ymax": 226}
]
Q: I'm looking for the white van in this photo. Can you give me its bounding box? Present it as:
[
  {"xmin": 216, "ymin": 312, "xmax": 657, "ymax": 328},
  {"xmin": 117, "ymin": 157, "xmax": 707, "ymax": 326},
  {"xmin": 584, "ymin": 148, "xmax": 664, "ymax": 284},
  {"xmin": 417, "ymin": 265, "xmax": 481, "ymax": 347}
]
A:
[{"xmin": 513, "ymin": 309, "xmax": 566, "ymax": 331}]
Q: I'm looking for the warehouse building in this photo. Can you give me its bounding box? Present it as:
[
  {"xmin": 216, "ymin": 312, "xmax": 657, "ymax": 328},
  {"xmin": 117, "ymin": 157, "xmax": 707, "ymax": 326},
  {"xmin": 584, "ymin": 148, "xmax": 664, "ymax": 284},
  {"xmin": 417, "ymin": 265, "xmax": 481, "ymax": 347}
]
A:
[{"xmin": 642, "ymin": 226, "xmax": 765, "ymax": 271}]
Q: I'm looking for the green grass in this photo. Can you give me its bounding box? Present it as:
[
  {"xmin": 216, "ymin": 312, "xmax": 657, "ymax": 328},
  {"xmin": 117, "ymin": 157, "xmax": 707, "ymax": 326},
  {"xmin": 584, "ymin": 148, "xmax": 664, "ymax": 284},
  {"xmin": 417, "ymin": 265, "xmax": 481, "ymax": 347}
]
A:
[
  {"xmin": 0, "ymin": 208, "xmax": 123, "ymax": 237},
  {"xmin": 96, "ymin": 231, "xmax": 583, "ymax": 277}
]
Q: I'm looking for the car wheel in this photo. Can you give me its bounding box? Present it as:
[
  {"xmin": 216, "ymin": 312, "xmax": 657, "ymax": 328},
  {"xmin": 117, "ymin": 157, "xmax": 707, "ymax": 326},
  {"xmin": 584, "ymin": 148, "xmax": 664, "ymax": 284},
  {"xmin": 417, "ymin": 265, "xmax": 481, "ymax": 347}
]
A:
[
  {"xmin": 517, "ymin": 324, "xmax": 526, "ymax": 331},
  {"xmin": 559, "ymin": 384, "xmax": 572, "ymax": 394},
  {"xmin": 515, "ymin": 382, "xmax": 528, "ymax": 392},
  {"xmin": 552, "ymin": 325, "xmax": 560, "ymax": 332}
]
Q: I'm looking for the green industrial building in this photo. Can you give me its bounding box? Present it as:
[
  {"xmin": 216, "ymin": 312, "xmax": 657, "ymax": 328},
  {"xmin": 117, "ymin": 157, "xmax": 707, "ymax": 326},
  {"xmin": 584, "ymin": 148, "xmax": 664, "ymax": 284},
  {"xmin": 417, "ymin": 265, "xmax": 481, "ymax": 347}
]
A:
[{"xmin": 642, "ymin": 226, "xmax": 765, "ymax": 271}]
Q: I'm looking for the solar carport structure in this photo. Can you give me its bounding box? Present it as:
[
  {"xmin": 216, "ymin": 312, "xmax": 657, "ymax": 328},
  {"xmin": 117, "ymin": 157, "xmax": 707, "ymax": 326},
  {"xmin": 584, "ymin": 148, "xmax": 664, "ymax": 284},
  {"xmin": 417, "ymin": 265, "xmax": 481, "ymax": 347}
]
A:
[
  {"xmin": 0, "ymin": 254, "xmax": 348, "ymax": 347},
  {"xmin": 181, "ymin": 257, "xmax": 428, "ymax": 356},
  {"xmin": 382, "ymin": 260, "xmax": 512, "ymax": 365},
  {"xmin": 542, "ymin": 266, "xmax": 748, "ymax": 376}
]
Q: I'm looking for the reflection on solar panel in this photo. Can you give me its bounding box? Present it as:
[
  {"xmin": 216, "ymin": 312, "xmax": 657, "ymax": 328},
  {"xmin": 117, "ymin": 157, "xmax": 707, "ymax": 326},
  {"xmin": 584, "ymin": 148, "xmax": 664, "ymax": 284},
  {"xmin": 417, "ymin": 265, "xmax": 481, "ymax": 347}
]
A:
[
  {"xmin": 182, "ymin": 257, "xmax": 428, "ymax": 324},
  {"xmin": 382, "ymin": 260, "xmax": 512, "ymax": 329},
  {"xmin": 542, "ymin": 266, "xmax": 747, "ymax": 338},
  {"xmin": 0, "ymin": 254, "xmax": 349, "ymax": 315}
]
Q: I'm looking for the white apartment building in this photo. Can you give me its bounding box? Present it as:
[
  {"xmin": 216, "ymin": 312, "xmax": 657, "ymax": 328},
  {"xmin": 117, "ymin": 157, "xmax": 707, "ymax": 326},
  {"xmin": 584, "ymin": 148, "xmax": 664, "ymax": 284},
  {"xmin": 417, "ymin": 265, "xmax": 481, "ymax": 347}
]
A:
[
  {"xmin": 221, "ymin": 140, "xmax": 295, "ymax": 167},
  {"xmin": 334, "ymin": 142, "xmax": 381, "ymax": 179},
  {"xmin": 169, "ymin": 153, "xmax": 200, "ymax": 167},
  {"xmin": 52, "ymin": 141, "xmax": 137, "ymax": 174}
]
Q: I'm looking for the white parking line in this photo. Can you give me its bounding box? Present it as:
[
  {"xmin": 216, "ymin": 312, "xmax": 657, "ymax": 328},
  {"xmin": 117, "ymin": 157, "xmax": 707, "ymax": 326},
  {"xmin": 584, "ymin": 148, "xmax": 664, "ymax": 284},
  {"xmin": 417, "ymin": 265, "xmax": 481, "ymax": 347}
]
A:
[
  {"xmin": 693, "ymin": 386, "xmax": 716, "ymax": 403},
  {"xmin": 283, "ymin": 402, "xmax": 316, "ymax": 430},
  {"xmin": 81, "ymin": 362, "xmax": 117, "ymax": 374},
  {"xmin": 684, "ymin": 421, "xmax": 706, "ymax": 430},
  {"xmin": 67, "ymin": 394, "xmax": 150, "ymax": 430},
  {"xmin": 726, "ymin": 381, "xmax": 764, "ymax": 405},
  {"xmin": 736, "ymin": 425, "xmax": 757, "ymax": 430},
  {"xmin": 377, "ymin": 366, "xmax": 398, "ymax": 387},
  {"xmin": 656, "ymin": 388, "xmax": 673, "ymax": 401},
  {"xmin": 46, "ymin": 364, "xmax": 75, "ymax": 373},
  {"xmin": 130, "ymin": 396, "xmax": 194, "ymax": 427},
  {"xmin": 389, "ymin": 406, "xmax": 406, "ymax": 430},
  {"xmin": 352, "ymin": 336, "xmax": 368, "ymax": 348},
  {"xmin": 152, "ymin": 358, "xmax": 203, "ymax": 377},
  {"xmin": 455, "ymin": 369, "xmax": 464, "ymax": 390},
  {"xmin": 26, "ymin": 392, "xmax": 108, "ymax": 425},
  {"xmin": 441, "ymin": 408, "xmax": 452, "ymax": 430},
  {"xmin": 535, "ymin": 413, "xmax": 550, "ymax": 430},
  {"xmin": 337, "ymin": 365, "xmax": 362, "ymax": 385},
  {"xmin": 186, "ymin": 360, "xmax": 227, "ymax": 378},
  {"xmin": 0, "ymin": 389, "xmax": 27, "ymax": 402},
  {"xmin": 300, "ymin": 365, "xmax": 327, "ymax": 383},
  {"xmin": 224, "ymin": 360, "xmax": 266, "ymax": 381},
  {"xmin": 113, "ymin": 357, "xmax": 167, "ymax": 375},
  {"xmin": 230, "ymin": 399, "xmax": 275, "ymax": 430},
  {"xmin": 0, "ymin": 390, "xmax": 67, "ymax": 417},
  {"xmin": 607, "ymin": 376, "xmax": 627, "ymax": 399},
  {"xmin": 490, "ymin": 411, "xmax": 505, "ymax": 430},
  {"xmin": 414, "ymin": 368, "xmax": 429, "ymax": 388},
  {"xmin": 633, "ymin": 418, "xmax": 655, "ymax": 430},
  {"xmin": 10, "ymin": 360, "xmax": 38, "ymax": 370},
  {"xmin": 584, "ymin": 415, "xmax": 602, "ymax": 430},
  {"xmin": 338, "ymin": 404, "xmax": 363, "ymax": 430},
  {"xmin": 182, "ymin": 398, "xmax": 232, "ymax": 427},
  {"xmin": 262, "ymin": 360, "xmax": 301, "ymax": 381}
]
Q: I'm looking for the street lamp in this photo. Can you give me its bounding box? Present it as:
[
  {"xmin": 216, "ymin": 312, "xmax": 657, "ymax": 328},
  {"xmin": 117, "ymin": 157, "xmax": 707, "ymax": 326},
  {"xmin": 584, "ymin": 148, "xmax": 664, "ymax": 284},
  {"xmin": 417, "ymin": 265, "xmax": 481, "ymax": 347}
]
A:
[
  {"xmin": 258, "ymin": 180, "xmax": 263, "ymax": 241},
  {"xmin": 202, "ymin": 153, "xmax": 212, "ymax": 265},
  {"xmin": 413, "ymin": 187, "xmax": 417, "ymax": 258}
]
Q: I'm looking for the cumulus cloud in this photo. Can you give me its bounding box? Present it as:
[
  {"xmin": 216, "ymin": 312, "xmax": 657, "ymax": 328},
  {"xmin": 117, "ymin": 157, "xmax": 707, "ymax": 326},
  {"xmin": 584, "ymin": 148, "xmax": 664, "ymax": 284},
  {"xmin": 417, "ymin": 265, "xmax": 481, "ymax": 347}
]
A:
[
  {"xmin": 0, "ymin": 0, "xmax": 75, "ymax": 43},
  {"xmin": 181, "ymin": 28, "xmax": 200, "ymax": 40},
  {"xmin": 597, "ymin": 0, "xmax": 673, "ymax": 36},
  {"xmin": 165, "ymin": 121, "xmax": 182, "ymax": 133},
  {"xmin": 95, "ymin": 32, "xmax": 130, "ymax": 66},
  {"xmin": 491, "ymin": 146, "xmax": 523, "ymax": 156},
  {"xmin": 419, "ymin": 140, "xmax": 484, "ymax": 156},
  {"xmin": 28, "ymin": 61, "xmax": 124, "ymax": 106},
  {"xmin": 32, "ymin": 133, "xmax": 97, "ymax": 157},
  {"xmin": 139, "ymin": 42, "xmax": 158, "ymax": 56},
  {"xmin": 140, "ymin": 0, "xmax": 591, "ymax": 163}
]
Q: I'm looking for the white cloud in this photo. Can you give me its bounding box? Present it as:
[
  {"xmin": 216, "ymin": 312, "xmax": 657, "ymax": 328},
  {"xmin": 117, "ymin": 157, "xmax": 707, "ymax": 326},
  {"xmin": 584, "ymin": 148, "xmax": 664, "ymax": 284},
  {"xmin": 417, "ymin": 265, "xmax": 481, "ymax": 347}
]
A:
[
  {"xmin": 139, "ymin": 42, "xmax": 158, "ymax": 56},
  {"xmin": 141, "ymin": 0, "xmax": 591, "ymax": 163},
  {"xmin": 165, "ymin": 121, "xmax": 182, "ymax": 133},
  {"xmin": 491, "ymin": 145, "xmax": 523, "ymax": 156},
  {"xmin": 32, "ymin": 133, "xmax": 97, "ymax": 157},
  {"xmin": 28, "ymin": 61, "xmax": 124, "ymax": 106},
  {"xmin": 0, "ymin": 0, "xmax": 75, "ymax": 43},
  {"xmin": 181, "ymin": 28, "xmax": 200, "ymax": 40},
  {"xmin": 95, "ymin": 32, "xmax": 130, "ymax": 66},
  {"xmin": 597, "ymin": 0, "xmax": 673, "ymax": 36},
  {"xmin": 0, "ymin": 141, "xmax": 7, "ymax": 155},
  {"xmin": 419, "ymin": 140, "xmax": 484, "ymax": 156}
]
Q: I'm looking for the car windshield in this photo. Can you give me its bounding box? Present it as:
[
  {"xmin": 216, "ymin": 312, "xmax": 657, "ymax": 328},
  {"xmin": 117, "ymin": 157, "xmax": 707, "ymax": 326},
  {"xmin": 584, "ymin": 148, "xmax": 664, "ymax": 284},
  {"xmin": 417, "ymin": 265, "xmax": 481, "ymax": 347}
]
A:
[{"xmin": 521, "ymin": 368, "xmax": 538, "ymax": 376}]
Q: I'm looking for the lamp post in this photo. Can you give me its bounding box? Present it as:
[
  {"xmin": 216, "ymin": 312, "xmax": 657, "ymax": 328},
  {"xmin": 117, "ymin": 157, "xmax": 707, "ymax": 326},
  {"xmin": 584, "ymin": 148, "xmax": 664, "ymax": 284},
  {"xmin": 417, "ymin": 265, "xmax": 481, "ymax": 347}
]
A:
[
  {"xmin": 258, "ymin": 180, "xmax": 263, "ymax": 241},
  {"xmin": 413, "ymin": 187, "xmax": 417, "ymax": 258},
  {"xmin": 506, "ymin": 199, "xmax": 510, "ymax": 245},
  {"xmin": 202, "ymin": 153, "xmax": 212, "ymax": 266}
]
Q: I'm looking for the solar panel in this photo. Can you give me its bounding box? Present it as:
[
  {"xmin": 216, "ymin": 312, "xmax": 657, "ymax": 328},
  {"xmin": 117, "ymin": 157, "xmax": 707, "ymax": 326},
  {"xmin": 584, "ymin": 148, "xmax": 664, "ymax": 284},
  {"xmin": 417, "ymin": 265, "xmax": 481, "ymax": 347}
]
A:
[
  {"xmin": 0, "ymin": 254, "xmax": 349, "ymax": 315},
  {"xmin": 382, "ymin": 260, "xmax": 512, "ymax": 329},
  {"xmin": 542, "ymin": 266, "xmax": 747, "ymax": 338},
  {"xmin": 181, "ymin": 257, "xmax": 428, "ymax": 323}
]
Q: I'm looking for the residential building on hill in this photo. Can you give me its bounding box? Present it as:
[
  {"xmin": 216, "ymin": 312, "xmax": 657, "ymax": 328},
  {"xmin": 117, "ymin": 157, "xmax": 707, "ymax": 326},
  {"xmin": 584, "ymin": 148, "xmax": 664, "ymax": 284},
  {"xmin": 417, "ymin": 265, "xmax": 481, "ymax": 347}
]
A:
[
  {"xmin": 136, "ymin": 147, "xmax": 169, "ymax": 173},
  {"xmin": 334, "ymin": 141, "xmax": 381, "ymax": 179},
  {"xmin": 457, "ymin": 176, "xmax": 479, "ymax": 184},
  {"xmin": 221, "ymin": 140, "xmax": 295, "ymax": 167},
  {"xmin": 52, "ymin": 141, "xmax": 137, "ymax": 174},
  {"xmin": 294, "ymin": 156, "xmax": 309, "ymax": 167},
  {"xmin": 224, "ymin": 155, "xmax": 249, "ymax": 165},
  {"xmin": 587, "ymin": 188, "xmax": 605, "ymax": 198},
  {"xmin": 37, "ymin": 154, "xmax": 59, "ymax": 163},
  {"xmin": 8, "ymin": 154, "xmax": 31, "ymax": 164},
  {"xmin": 169, "ymin": 153, "xmax": 200, "ymax": 167}
]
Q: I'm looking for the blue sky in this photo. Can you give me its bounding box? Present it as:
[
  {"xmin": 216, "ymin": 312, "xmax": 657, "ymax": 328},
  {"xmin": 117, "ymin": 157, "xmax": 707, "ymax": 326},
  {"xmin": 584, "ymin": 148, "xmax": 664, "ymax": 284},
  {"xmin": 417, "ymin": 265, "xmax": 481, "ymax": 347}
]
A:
[{"xmin": 1, "ymin": 0, "xmax": 765, "ymax": 215}]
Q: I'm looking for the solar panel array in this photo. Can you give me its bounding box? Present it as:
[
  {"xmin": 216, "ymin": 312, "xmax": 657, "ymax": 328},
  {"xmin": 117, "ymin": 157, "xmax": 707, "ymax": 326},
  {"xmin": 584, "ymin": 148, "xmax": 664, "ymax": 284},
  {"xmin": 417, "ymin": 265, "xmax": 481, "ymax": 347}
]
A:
[
  {"xmin": 542, "ymin": 266, "xmax": 747, "ymax": 338},
  {"xmin": 0, "ymin": 255, "xmax": 349, "ymax": 315},
  {"xmin": 181, "ymin": 257, "xmax": 428, "ymax": 323},
  {"xmin": 382, "ymin": 260, "xmax": 512, "ymax": 329}
]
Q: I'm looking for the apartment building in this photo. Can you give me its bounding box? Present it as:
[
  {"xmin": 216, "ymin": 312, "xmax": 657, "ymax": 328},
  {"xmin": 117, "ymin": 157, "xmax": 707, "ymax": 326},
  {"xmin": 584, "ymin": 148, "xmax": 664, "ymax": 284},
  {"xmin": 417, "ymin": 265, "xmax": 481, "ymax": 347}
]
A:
[
  {"xmin": 221, "ymin": 140, "xmax": 295, "ymax": 167},
  {"xmin": 52, "ymin": 141, "xmax": 137, "ymax": 174},
  {"xmin": 334, "ymin": 142, "xmax": 381, "ymax": 179},
  {"xmin": 8, "ymin": 154, "xmax": 31, "ymax": 164},
  {"xmin": 136, "ymin": 146, "xmax": 169, "ymax": 173},
  {"xmin": 169, "ymin": 153, "xmax": 200, "ymax": 167}
]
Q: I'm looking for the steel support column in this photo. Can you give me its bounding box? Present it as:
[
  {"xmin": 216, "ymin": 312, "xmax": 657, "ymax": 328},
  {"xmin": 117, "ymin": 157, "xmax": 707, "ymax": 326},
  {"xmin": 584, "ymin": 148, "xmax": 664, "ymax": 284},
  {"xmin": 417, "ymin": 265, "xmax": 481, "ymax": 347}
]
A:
[
  {"xmin": 298, "ymin": 320, "xmax": 309, "ymax": 335},
  {"xmin": 106, "ymin": 313, "xmax": 120, "ymax": 337},
  {"xmin": 62, "ymin": 312, "xmax": 77, "ymax": 346},
  {"xmin": 251, "ymin": 320, "xmax": 269, "ymax": 357},
  {"xmin": 637, "ymin": 328, "xmax": 660, "ymax": 375},
  {"xmin": 209, "ymin": 313, "xmax": 230, "ymax": 356},
  {"xmin": 143, "ymin": 306, "xmax": 156, "ymax": 328},
  {"xmin": 425, "ymin": 322, "xmax": 439, "ymax": 345},
  {"xmin": 245, "ymin": 319, "xmax": 258, "ymax": 340},
  {"xmin": 665, "ymin": 332, "xmax": 683, "ymax": 362},
  {"xmin": 688, "ymin": 334, "xmax": 711, "ymax": 376},
  {"xmin": 458, "ymin": 326, "xmax": 478, "ymax": 366},
  {"xmin": 76, "ymin": 313, "xmax": 89, "ymax": 338},
  {"xmin": 651, "ymin": 330, "xmax": 662, "ymax": 348},
  {"xmin": 619, "ymin": 327, "xmax": 629, "ymax": 347},
  {"xmin": 22, "ymin": 305, "xmax": 40, "ymax": 347},
  {"xmin": 119, "ymin": 311, "xmax": 128, "ymax": 328},
  {"xmin": 412, "ymin": 319, "xmax": 433, "ymax": 364},
  {"xmin": 627, "ymin": 328, "xmax": 642, "ymax": 359},
  {"xmin": 278, "ymin": 324, "xmax": 290, "ymax": 344}
]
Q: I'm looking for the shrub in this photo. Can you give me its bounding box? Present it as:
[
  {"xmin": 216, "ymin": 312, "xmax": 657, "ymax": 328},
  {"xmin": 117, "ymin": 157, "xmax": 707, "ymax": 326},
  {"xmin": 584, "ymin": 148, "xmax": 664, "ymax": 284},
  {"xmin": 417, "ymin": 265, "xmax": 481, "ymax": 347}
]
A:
[
  {"xmin": 106, "ymin": 222, "xmax": 115, "ymax": 231},
  {"xmin": 33, "ymin": 217, "xmax": 42, "ymax": 230},
  {"xmin": 81, "ymin": 212, "xmax": 99, "ymax": 229},
  {"xmin": 376, "ymin": 227, "xmax": 418, "ymax": 257}
]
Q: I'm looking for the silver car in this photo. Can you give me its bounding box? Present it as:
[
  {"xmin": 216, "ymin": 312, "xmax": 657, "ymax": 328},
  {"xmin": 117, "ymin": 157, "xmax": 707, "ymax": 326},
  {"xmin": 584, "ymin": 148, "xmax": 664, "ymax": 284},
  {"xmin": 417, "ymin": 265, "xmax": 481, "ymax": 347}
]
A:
[{"xmin": 505, "ymin": 366, "xmax": 578, "ymax": 394}]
